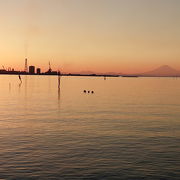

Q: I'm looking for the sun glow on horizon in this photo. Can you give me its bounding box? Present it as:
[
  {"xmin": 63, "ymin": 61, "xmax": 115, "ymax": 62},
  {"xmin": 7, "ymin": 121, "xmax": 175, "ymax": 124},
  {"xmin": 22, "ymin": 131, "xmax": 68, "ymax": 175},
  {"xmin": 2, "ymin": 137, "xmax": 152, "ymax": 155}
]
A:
[{"xmin": 0, "ymin": 0, "xmax": 180, "ymax": 73}]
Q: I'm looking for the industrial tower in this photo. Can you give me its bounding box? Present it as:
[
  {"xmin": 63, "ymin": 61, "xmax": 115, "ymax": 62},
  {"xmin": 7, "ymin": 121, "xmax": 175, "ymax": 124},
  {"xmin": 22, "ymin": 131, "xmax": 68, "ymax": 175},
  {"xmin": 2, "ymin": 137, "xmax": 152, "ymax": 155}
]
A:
[
  {"xmin": 49, "ymin": 61, "xmax": 52, "ymax": 72},
  {"xmin": 24, "ymin": 58, "xmax": 28, "ymax": 72}
]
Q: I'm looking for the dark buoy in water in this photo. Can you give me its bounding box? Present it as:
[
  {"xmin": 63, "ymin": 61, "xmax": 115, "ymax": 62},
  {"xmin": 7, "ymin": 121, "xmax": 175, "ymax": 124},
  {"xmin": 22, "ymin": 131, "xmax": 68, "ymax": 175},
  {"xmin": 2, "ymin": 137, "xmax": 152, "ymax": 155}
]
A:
[{"xmin": 84, "ymin": 90, "xmax": 86, "ymax": 93}]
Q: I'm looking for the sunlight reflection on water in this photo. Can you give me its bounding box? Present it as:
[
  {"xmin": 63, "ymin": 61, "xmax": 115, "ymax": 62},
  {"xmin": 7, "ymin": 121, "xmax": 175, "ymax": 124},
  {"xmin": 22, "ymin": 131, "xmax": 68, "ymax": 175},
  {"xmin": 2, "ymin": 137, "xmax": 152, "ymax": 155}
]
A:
[{"xmin": 0, "ymin": 75, "xmax": 180, "ymax": 179}]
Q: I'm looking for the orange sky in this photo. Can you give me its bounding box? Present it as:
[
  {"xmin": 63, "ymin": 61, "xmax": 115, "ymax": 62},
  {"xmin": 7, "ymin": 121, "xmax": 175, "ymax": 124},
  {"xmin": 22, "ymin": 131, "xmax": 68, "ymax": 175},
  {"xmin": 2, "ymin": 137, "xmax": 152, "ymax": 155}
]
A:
[{"xmin": 0, "ymin": 0, "xmax": 180, "ymax": 73}]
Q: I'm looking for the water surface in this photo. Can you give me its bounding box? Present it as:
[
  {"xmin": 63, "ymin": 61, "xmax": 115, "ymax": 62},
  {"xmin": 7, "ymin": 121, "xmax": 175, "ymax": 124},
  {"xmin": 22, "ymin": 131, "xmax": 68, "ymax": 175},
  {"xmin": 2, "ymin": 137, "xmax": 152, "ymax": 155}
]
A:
[{"xmin": 0, "ymin": 75, "xmax": 179, "ymax": 179}]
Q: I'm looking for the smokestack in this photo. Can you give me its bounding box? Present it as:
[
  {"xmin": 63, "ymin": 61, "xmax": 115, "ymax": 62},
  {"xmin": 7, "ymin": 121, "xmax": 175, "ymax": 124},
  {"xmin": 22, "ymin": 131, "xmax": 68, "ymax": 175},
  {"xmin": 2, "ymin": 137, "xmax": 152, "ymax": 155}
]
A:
[{"xmin": 24, "ymin": 58, "xmax": 28, "ymax": 72}]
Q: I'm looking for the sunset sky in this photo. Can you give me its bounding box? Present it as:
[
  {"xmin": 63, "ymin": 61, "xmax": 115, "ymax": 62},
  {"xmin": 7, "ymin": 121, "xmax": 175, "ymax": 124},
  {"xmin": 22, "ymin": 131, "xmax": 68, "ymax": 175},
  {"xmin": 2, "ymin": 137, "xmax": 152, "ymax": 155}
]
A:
[{"xmin": 0, "ymin": 0, "xmax": 180, "ymax": 73}]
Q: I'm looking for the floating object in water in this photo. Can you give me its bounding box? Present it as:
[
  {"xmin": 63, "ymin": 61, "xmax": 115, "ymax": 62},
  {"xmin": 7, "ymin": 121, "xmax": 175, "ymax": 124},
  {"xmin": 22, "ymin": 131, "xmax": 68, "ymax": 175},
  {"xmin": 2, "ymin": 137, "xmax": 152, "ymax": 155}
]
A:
[
  {"xmin": 18, "ymin": 75, "xmax": 22, "ymax": 83},
  {"xmin": 83, "ymin": 90, "xmax": 94, "ymax": 94}
]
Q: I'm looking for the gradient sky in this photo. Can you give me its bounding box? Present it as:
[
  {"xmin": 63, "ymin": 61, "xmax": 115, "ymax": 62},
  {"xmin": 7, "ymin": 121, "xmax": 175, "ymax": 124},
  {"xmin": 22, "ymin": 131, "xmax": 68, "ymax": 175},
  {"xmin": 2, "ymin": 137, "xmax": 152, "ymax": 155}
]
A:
[{"xmin": 0, "ymin": 0, "xmax": 180, "ymax": 73}]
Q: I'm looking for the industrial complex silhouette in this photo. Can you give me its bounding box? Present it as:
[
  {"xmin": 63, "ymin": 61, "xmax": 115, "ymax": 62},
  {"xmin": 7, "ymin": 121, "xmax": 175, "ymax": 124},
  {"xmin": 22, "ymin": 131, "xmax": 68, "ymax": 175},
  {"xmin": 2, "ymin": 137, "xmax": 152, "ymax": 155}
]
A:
[
  {"xmin": 0, "ymin": 58, "xmax": 118, "ymax": 77},
  {"xmin": 0, "ymin": 58, "xmax": 59, "ymax": 75}
]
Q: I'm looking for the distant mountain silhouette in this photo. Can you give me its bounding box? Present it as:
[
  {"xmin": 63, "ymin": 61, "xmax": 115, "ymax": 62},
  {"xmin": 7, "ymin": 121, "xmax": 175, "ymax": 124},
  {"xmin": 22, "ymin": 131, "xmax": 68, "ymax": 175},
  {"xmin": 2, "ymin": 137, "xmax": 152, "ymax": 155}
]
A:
[
  {"xmin": 75, "ymin": 71, "xmax": 95, "ymax": 75},
  {"xmin": 69, "ymin": 65, "xmax": 180, "ymax": 77},
  {"xmin": 75, "ymin": 71, "xmax": 120, "ymax": 75},
  {"xmin": 100, "ymin": 72, "xmax": 121, "ymax": 75},
  {"xmin": 141, "ymin": 65, "xmax": 180, "ymax": 76}
]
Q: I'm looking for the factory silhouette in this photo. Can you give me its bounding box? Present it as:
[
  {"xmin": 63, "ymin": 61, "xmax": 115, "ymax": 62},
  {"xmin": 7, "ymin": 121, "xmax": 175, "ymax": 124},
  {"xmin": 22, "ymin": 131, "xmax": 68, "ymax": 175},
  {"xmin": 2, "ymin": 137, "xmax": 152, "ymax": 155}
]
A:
[
  {"xmin": 0, "ymin": 58, "xmax": 119, "ymax": 77},
  {"xmin": 0, "ymin": 58, "xmax": 59, "ymax": 75}
]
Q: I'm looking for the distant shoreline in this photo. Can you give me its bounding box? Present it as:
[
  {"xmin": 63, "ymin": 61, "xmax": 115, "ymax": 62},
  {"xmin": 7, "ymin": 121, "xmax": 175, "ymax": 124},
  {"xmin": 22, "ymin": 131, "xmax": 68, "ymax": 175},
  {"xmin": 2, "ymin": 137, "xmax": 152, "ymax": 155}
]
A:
[
  {"xmin": 0, "ymin": 73, "xmax": 119, "ymax": 77},
  {"xmin": 1, "ymin": 73, "xmax": 180, "ymax": 78}
]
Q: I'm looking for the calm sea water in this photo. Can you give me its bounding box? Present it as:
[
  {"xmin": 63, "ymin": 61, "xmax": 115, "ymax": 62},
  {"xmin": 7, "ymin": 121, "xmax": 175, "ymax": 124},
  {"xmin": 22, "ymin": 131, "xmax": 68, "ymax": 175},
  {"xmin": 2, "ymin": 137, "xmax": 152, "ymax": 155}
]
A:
[{"xmin": 0, "ymin": 75, "xmax": 179, "ymax": 180}]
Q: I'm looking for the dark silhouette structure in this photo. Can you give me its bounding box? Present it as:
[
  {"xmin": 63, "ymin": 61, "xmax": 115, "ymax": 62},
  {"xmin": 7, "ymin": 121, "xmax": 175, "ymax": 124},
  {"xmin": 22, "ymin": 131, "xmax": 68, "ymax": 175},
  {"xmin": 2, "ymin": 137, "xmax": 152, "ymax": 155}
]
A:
[
  {"xmin": 18, "ymin": 75, "xmax": 22, "ymax": 83},
  {"xmin": 83, "ymin": 90, "xmax": 94, "ymax": 94},
  {"xmin": 45, "ymin": 61, "xmax": 57, "ymax": 75},
  {"xmin": 29, "ymin": 66, "xmax": 35, "ymax": 74},
  {"xmin": 0, "ymin": 59, "xmax": 120, "ymax": 77},
  {"xmin": 24, "ymin": 58, "xmax": 28, "ymax": 72},
  {"xmin": 37, "ymin": 68, "xmax": 41, "ymax": 74}
]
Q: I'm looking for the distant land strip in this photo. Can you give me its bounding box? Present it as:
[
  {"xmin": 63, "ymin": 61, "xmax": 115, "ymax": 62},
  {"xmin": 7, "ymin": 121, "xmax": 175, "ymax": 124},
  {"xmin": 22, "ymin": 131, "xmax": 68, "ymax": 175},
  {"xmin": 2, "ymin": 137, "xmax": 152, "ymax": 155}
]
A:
[{"xmin": 1, "ymin": 65, "xmax": 180, "ymax": 77}]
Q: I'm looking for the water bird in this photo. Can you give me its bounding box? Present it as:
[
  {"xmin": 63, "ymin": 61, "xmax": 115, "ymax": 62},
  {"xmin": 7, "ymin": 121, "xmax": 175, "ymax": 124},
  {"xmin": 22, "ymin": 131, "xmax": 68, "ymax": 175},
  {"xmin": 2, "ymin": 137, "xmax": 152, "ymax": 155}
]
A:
[
  {"xmin": 88, "ymin": 91, "xmax": 90, "ymax": 93},
  {"xmin": 91, "ymin": 91, "xmax": 94, "ymax": 94},
  {"xmin": 84, "ymin": 90, "xmax": 86, "ymax": 93}
]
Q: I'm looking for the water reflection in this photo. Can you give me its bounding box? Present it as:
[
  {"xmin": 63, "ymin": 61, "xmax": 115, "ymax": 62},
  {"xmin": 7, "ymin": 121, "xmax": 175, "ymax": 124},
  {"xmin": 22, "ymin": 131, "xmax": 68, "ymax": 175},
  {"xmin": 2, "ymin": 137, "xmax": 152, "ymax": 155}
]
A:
[
  {"xmin": 9, "ymin": 83, "xmax": 11, "ymax": 92},
  {"xmin": 18, "ymin": 82, "xmax": 22, "ymax": 93},
  {"xmin": 0, "ymin": 76, "xmax": 180, "ymax": 179},
  {"xmin": 58, "ymin": 73, "xmax": 61, "ymax": 108},
  {"xmin": 24, "ymin": 75, "xmax": 28, "ymax": 98}
]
